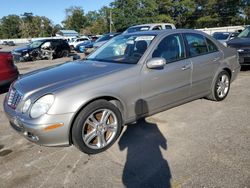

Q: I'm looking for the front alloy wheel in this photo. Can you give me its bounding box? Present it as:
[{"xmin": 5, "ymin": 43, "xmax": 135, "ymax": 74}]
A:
[
  {"xmin": 72, "ymin": 100, "xmax": 122, "ymax": 154},
  {"xmin": 82, "ymin": 109, "xmax": 118, "ymax": 150}
]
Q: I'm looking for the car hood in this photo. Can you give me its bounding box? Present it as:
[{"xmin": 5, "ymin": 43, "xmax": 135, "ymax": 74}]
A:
[
  {"xmin": 14, "ymin": 60, "xmax": 133, "ymax": 95},
  {"xmin": 13, "ymin": 45, "xmax": 34, "ymax": 53},
  {"xmin": 227, "ymin": 37, "xmax": 250, "ymax": 48}
]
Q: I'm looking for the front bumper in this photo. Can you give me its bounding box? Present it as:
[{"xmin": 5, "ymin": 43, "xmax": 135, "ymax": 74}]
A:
[
  {"xmin": 3, "ymin": 96, "xmax": 75, "ymax": 146},
  {"xmin": 238, "ymin": 51, "xmax": 250, "ymax": 65}
]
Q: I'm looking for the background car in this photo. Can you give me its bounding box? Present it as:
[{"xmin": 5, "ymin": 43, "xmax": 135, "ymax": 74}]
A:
[
  {"xmin": 123, "ymin": 23, "xmax": 176, "ymax": 34},
  {"xmin": 227, "ymin": 26, "xmax": 250, "ymax": 65},
  {"xmin": 0, "ymin": 52, "xmax": 19, "ymax": 88},
  {"xmin": 68, "ymin": 36, "xmax": 90, "ymax": 50},
  {"xmin": 12, "ymin": 39, "xmax": 70, "ymax": 62},
  {"xmin": 93, "ymin": 32, "xmax": 120, "ymax": 48},
  {"xmin": 212, "ymin": 32, "xmax": 238, "ymax": 46},
  {"xmin": 4, "ymin": 29, "xmax": 240, "ymax": 154}
]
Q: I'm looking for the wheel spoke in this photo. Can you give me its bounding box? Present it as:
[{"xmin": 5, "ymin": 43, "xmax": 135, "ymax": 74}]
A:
[
  {"xmin": 84, "ymin": 130, "xmax": 97, "ymax": 144},
  {"xmin": 106, "ymin": 123, "xmax": 118, "ymax": 132},
  {"xmin": 89, "ymin": 115, "xmax": 99, "ymax": 126},
  {"xmin": 97, "ymin": 133, "xmax": 107, "ymax": 148},
  {"xmin": 221, "ymin": 75, "xmax": 226, "ymax": 83},
  {"xmin": 100, "ymin": 110, "xmax": 111, "ymax": 124}
]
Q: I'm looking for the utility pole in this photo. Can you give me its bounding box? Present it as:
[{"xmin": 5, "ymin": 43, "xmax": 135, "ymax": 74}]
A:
[{"xmin": 110, "ymin": 10, "xmax": 112, "ymax": 33}]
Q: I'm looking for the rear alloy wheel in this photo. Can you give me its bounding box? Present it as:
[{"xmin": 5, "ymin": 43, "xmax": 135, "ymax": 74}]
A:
[
  {"xmin": 72, "ymin": 100, "xmax": 122, "ymax": 154},
  {"xmin": 207, "ymin": 71, "xmax": 230, "ymax": 101}
]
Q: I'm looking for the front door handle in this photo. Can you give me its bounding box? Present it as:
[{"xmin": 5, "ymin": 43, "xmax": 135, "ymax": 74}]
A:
[
  {"xmin": 182, "ymin": 65, "xmax": 191, "ymax": 70},
  {"xmin": 213, "ymin": 57, "xmax": 220, "ymax": 62}
]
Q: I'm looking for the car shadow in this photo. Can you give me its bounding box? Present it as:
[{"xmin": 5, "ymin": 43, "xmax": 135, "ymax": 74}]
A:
[{"xmin": 118, "ymin": 99, "xmax": 172, "ymax": 188}]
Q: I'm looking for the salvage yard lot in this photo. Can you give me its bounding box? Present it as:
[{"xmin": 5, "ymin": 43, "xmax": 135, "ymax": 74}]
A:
[{"xmin": 0, "ymin": 46, "xmax": 250, "ymax": 187}]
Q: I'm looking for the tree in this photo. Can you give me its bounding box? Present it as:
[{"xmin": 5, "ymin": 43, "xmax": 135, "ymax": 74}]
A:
[
  {"xmin": 0, "ymin": 15, "xmax": 22, "ymax": 39},
  {"xmin": 111, "ymin": 0, "xmax": 159, "ymax": 31},
  {"xmin": 62, "ymin": 6, "xmax": 87, "ymax": 32}
]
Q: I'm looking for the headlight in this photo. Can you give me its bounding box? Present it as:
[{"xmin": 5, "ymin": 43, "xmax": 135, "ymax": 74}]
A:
[
  {"xmin": 30, "ymin": 95, "xmax": 54, "ymax": 118},
  {"xmin": 22, "ymin": 99, "xmax": 31, "ymax": 113}
]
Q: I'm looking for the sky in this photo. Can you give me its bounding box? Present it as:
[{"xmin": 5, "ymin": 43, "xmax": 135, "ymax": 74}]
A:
[{"xmin": 0, "ymin": 0, "xmax": 113, "ymax": 25}]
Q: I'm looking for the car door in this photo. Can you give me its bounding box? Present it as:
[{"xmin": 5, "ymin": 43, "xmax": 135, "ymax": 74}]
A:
[
  {"xmin": 183, "ymin": 33, "xmax": 222, "ymax": 96},
  {"xmin": 141, "ymin": 33, "xmax": 192, "ymax": 114}
]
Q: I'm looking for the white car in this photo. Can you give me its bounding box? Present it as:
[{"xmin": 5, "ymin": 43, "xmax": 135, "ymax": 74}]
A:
[
  {"xmin": 123, "ymin": 23, "xmax": 176, "ymax": 34},
  {"xmin": 68, "ymin": 37, "xmax": 90, "ymax": 49}
]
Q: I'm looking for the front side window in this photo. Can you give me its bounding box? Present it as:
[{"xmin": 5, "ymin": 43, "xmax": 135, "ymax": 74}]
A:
[
  {"xmin": 152, "ymin": 34, "xmax": 185, "ymax": 63},
  {"xmin": 87, "ymin": 34, "xmax": 155, "ymax": 64},
  {"xmin": 184, "ymin": 33, "xmax": 208, "ymax": 57}
]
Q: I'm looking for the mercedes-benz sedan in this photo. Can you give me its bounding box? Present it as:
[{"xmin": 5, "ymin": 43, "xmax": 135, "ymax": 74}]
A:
[{"xmin": 4, "ymin": 29, "xmax": 240, "ymax": 154}]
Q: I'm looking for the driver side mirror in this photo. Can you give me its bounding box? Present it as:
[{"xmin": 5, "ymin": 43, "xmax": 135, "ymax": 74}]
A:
[{"xmin": 146, "ymin": 58, "xmax": 166, "ymax": 69}]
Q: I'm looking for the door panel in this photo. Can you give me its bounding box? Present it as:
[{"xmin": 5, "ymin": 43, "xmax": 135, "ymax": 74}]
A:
[
  {"xmin": 140, "ymin": 33, "xmax": 192, "ymax": 113},
  {"xmin": 141, "ymin": 59, "xmax": 192, "ymax": 113}
]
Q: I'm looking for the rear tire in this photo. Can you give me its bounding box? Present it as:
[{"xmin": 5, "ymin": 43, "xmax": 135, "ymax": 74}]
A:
[
  {"xmin": 72, "ymin": 100, "xmax": 123, "ymax": 154},
  {"xmin": 207, "ymin": 71, "xmax": 230, "ymax": 101}
]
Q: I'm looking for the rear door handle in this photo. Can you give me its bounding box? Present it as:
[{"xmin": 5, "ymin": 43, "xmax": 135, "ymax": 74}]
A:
[{"xmin": 182, "ymin": 65, "xmax": 191, "ymax": 70}]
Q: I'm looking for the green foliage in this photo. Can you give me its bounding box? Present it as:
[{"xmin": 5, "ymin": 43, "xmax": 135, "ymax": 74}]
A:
[
  {"xmin": 62, "ymin": 6, "xmax": 87, "ymax": 33},
  {"xmin": 0, "ymin": 15, "xmax": 22, "ymax": 38},
  {"xmin": 0, "ymin": 0, "xmax": 250, "ymax": 39}
]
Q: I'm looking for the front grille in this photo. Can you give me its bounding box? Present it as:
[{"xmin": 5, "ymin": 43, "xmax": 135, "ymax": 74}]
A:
[
  {"xmin": 7, "ymin": 88, "xmax": 23, "ymax": 109},
  {"xmin": 244, "ymin": 57, "xmax": 250, "ymax": 63}
]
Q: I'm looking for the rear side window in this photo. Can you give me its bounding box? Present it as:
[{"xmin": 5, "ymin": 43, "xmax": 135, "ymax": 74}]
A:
[
  {"xmin": 206, "ymin": 38, "xmax": 218, "ymax": 52},
  {"xmin": 152, "ymin": 34, "xmax": 185, "ymax": 63},
  {"xmin": 184, "ymin": 33, "xmax": 208, "ymax": 57}
]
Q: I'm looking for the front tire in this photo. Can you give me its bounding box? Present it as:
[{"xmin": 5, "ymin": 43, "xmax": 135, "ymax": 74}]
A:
[
  {"xmin": 207, "ymin": 70, "xmax": 231, "ymax": 101},
  {"xmin": 72, "ymin": 100, "xmax": 123, "ymax": 154}
]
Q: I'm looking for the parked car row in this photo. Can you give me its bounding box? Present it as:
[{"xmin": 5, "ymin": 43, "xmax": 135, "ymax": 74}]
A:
[{"xmin": 2, "ymin": 41, "xmax": 15, "ymax": 46}]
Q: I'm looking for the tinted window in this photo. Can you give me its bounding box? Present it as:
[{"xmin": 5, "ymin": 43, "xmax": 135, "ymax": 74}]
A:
[
  {"xmin": 152, "ymin": 25, "xmax": 162, "ymax": 30},
  {"xmin": 206, "ymin": 38, "xmax": 218, "ymax": 52},
  {"xmin": 165, "ymin": 25, "xmax": 172, "ymax": 29},
  {"xmin": 184, "ymin": 33, "xmax": 208, "ymax": 57},
  {"xmin": 152, "ymin": 34, "xmax": 185, "ymax": 63},
  {"xmin": 212, "ymin": 32, "xmax": 230, "ymax": 40},
  {"xmin": 126, "ymin": 26, "xmax": 150, "ymax": 33}
]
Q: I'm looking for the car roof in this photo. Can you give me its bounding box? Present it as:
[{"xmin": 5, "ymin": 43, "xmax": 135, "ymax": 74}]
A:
[{"xmin": 122, "ymin": 29, "xmax": 207, "ymax": 37}]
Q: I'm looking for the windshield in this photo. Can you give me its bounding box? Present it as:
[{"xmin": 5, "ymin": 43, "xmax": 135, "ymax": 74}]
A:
[
  {"xmin": 213, "ymin": 32, "xmax": 230, "ymax": 40},
  {"xmin": 29, "ymin": 40, "xmax": 44, "ymax": 48},
  {"xmin": 87, "ymin": 34, "xmax": 155, "ymax": 64},
  {"xmin": 126, "ymin": 26, "xmax": 150, "ymax": 33},
  {"xmin": 237, "ymin": 27, "xmax": 250, "ymax": 38}
]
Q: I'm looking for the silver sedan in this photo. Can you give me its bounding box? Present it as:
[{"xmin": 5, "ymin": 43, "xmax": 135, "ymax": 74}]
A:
[{"xmin": 4, "ymin": 29, "xmax": 240, "ymax": 154}]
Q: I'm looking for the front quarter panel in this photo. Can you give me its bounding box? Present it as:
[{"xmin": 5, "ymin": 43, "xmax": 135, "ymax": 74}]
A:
[{"xmin": 47, "ymin": 65, "xmax": 142, "ymax": 122}]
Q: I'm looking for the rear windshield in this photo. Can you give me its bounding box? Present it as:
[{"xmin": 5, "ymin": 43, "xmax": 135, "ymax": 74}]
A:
[
  {"xmin": 212, "ymin": 33, "xmax": 230, "ymax": 40},
  {"xmin": 126, "ymin": 26, "xmax": 150, "ymax": 33}
]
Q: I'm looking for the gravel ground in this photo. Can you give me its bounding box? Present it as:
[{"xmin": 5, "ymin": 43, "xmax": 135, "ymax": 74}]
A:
[{"xmin": 0, "ymin": 44, "xmax": 249, "ymax": 188}]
